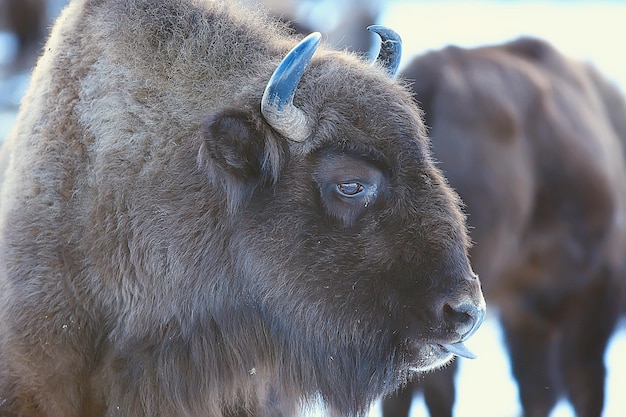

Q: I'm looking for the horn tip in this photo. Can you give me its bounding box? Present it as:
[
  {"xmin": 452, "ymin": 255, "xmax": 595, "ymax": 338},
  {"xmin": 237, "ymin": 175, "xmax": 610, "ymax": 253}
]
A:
[
  {"xmin": 367, "ymin": 25, "xmax": 402, "ymax": 43},
  {"xmin": 368, "ymin": 25, "xmax": 402, "ymax": 78},
  {"xmin": 303, "ymin": 31, "xmax": 322, "ymax": 46}
]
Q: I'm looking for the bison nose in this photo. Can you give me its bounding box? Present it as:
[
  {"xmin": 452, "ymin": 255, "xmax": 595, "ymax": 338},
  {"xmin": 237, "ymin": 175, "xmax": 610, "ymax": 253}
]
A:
[{"xmin": 443, "ymin": 298, "xmax": 486, "ymax": 341}]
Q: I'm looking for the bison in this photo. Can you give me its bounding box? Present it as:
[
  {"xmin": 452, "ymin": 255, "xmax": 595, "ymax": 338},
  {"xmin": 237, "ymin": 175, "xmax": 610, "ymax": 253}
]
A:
[
  {"xmin": 0, "ymin": 1, "xmax": 486, "ymax": 416},
  {"xmin": 382, "ymin": 37, "xmax": 626, "ymax": 417}
]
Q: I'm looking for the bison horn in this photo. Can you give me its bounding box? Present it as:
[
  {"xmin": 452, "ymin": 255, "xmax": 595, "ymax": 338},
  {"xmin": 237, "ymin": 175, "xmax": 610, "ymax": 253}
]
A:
[
  {"xmin": 261, "ymin": 32, "xmax": 322, "ymax": 142},
  {"xmin": 368, "ymin": 25, "xmax": 402, "ymax": 78}
]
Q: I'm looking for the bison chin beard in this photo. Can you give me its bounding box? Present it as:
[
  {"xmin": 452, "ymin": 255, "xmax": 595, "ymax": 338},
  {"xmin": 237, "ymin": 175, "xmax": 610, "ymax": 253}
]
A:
[{"xmin": 263, "ymin": 324, "xmax": 457, "ymax": 417}]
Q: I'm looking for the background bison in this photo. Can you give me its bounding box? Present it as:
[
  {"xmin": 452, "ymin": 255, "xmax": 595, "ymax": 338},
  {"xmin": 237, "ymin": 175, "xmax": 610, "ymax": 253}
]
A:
[
  {"xmin": 0, "ymin": 0, "xmax": 47, "ymax": 69},
  {"xmin": 0, "ymin": 0, "xmax": 485, "ymax": 416},
  {"xmin": 382, "ymin": 37, "xmax": 626, "ymax": 417}
]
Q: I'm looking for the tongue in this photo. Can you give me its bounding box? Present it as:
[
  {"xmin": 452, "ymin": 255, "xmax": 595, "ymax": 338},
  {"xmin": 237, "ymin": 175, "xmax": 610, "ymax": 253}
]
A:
[{"xmin": 441, "ymin": 342, "xmax": 477, "ymax": 359}]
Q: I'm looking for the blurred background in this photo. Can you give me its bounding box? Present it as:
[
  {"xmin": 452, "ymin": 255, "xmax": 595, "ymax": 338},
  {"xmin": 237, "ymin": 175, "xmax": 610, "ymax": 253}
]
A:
[{"xmin": 1, "ymin": 1, "xmax": 625, "ymax": 416}]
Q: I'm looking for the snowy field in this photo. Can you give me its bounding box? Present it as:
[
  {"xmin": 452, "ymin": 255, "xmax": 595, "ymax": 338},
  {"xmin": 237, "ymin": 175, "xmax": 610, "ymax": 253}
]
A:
[
  {"xmin": 1, "ymin": 1, "xmax": 626, "ymax": 417},
  {"xmin": 381, "ymin": 0, "xmax": 626, "ymax": 93}
]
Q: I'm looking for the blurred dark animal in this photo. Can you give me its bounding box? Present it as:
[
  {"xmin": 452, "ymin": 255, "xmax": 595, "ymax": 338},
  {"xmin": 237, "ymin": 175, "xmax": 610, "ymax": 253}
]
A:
[
  {"xmin": 0, "ymin": 0, "xmax": 47, "ymax": 68},
  {"xmin": 383, "ymin": 37, "xmax": 626, "ymax": 417},
  {"xmin": 259, "ymin": 0, "xmax": 381, "ymax": 54},
  {"xmin": 0, "ymin": 0, "xmax": 485, "ymax": 416}
]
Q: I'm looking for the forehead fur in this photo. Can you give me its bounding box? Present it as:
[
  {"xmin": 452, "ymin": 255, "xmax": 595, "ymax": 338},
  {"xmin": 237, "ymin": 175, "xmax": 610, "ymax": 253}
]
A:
[
  {"xmin": 75, "ymin": 0, "xmax": 428, "ymax": 154},
  {"xmin": 291, "ymin": 52, "xmax": 430, "ymax": 156}
]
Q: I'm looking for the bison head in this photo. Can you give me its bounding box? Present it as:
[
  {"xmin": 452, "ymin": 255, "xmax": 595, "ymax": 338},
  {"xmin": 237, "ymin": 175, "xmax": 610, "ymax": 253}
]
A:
[
  {"xmin": 0, "ymin": 2, "xmax": 484, "ymax": 416},
  {"xmin": 196, "ymin": 25, "xmax": 485, "ymax": 415}
]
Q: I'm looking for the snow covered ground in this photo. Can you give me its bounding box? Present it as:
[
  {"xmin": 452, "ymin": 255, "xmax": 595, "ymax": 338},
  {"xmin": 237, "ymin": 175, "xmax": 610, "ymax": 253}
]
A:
[
  {"xmin": 380, "ymin": 0, "xmax": 626, "ymax": 93},
  {"xmin": 1, "ymin": 1, "xmax": 625, "ymax": 416}
]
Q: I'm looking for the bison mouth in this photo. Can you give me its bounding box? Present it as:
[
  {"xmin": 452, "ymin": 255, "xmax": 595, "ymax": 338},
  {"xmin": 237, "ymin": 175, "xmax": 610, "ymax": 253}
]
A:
[
  {"xmin": 404, "ymin": 340, "xmax": 477, "ymax": 373},
  {"xmin": 438, "ymin": 341, "xmax": 476, "ymax": 359}
]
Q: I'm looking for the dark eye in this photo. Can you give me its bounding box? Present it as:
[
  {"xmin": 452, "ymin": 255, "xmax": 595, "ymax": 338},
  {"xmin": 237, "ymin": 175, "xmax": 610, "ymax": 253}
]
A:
[{"xmin": 337, "ymin": 182, "xmax": 364, "ymax": 196}]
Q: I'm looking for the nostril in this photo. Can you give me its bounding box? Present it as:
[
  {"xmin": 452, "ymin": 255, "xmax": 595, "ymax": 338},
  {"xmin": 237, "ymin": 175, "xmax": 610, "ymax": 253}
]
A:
[
  {"xmin": 443, "ymin": 301, "xmax": 485, "ymax": 341},
  {"xmin": 444, "ymin": 303, "xmax": 473, "ymax": 326}
]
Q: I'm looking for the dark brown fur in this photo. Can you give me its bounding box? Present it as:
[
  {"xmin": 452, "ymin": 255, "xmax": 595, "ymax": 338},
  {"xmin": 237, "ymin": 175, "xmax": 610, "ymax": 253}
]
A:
[
  {"xmin": 383, "ymin": 37, "xmax": 626, "ymax": 417},
  {"xmin": 0, "ymin": 1, "xmax": 485, "ymax": 416}
]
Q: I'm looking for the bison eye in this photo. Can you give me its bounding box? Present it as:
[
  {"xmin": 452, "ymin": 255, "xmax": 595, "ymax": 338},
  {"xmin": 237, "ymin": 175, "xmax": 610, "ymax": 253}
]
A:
[
  {"xmin": 314, "ymin": 152, "xmax": 387, "ymax": 228},
  {"xmin": 337, "ymin": 182, "xmax": 364, "ymax": 196}
]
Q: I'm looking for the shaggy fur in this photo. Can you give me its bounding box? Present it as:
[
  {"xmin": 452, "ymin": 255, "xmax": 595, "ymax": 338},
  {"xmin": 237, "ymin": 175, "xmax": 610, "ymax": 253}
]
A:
[
  {"xmin": 384, "ymin": 37, "xmax": 626, "ymax": 417},
  {"xmin": 0, "ymin": 1, "xmax": 485, "ymax": 416}
]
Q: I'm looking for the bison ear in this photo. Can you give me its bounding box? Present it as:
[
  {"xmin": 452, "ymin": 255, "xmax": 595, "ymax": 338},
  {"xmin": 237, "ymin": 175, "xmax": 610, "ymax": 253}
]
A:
[{"xmin": 199, "ymin": 109, "xmax": 287, "ymax": 208}]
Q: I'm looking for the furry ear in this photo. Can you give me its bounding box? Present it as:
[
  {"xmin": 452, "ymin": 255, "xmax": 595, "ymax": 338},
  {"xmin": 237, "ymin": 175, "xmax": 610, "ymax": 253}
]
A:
[{"xmin": 198, "ymin": 109, "xmax": 288, "ymax": 209}]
